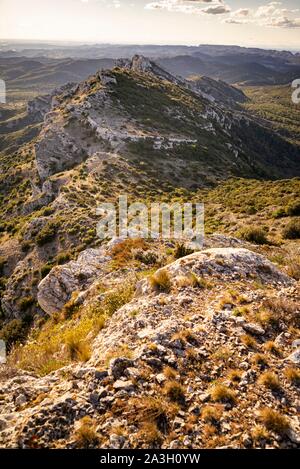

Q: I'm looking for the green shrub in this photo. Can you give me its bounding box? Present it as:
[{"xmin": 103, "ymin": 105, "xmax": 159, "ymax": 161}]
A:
[
  {"xmin": 282, "ymin": 220, "xmax": 300, "ymax": 239},
  {"xmin": 134, "ymin": 250, "xmax": 158, "ymax": 265},
  {"xmin": 103, "ymin": 282, "xmax": 135, "ymax": 316},
  {"xmin": 56, "ymin": 252, "xmax": 71, "ymax": 265},
  {"xmin": 174, "ymin": 243, "xmax": 193, "ymax": 259},
  {"xmin": 40, "ymin": 206, "xmax": 55, "ymax": 217},
  {"xmin": 286, "ymin": 201, "xmax": 300, "ymax": 217},
  {"xmin": 0, "ymin": 319, "xmax": 26, "ymax": 350},
  {"xmin": 19, "ymin": 296, "xmax": 35, "ymax": 312},
  {"xmin": 0, "ymin": 257, "xmax": 6, "ymax": 276},
  {"xmin": 272, "ymin": 208, "xmax": 286, "ymax": 219},
  {"xmin": 35, "ymin": 222, "xmax": 57, "ymax": 246},
  {"xmin": 40, "ymin": 263, "xmax": 53, "ymax": 278}
]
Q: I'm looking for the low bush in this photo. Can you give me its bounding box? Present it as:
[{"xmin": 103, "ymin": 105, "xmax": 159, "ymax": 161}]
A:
[
  {"xmin": 211, "ymin": 384, "xmax": 236, "ymax": 405},
  {"xmin": 35, "ymin": 222, "xmax": 57, "ymax": 246},
  {"xmin": 286, "ymin": 200, "xmax": 300, "ymax": 216},
  {"xmin": 282, "ymin": 220, "xmax": 300, "ymax": 239},
  {"xmin": 259, "ymin": 408, "xmax": 290, "ymax": 435},
  {"xmin": 239, "ymin": 226, "xmax": 269, "ymax": 245},
  {"xmin": 272, "ymin": 208, "xmax": 286, "ymax": 219},
  {"xmin": 258, "ymin": 371, "xmax": 280, "ymax": 391},
  {"xmin": 150, "ymin": 269, "xmax": 171, "ymax": 293},
  {"xmin": 111, "ymin": 238, "xmax": 148, "ymax": 268},
  {"xmin": 0, "ymin": 319, "xmax": 26, "ymax": 350},
  {"xmin": 173, "ymin": 243, "xmax": 193, "ymax": 259},
  {"xmin": 19, "ymin": 296, "xmax": 34, "ymax": 312},
  {"xmin": 74, "ymin": 417, "xmax": 99, "ymax": 448},
  {"xmin": 56, "ymin": 252, "xmax": 71, "ymax": 265},
  {"xmin": 40, "ymin": 263, "xmax": 53, "ymax": 278}
]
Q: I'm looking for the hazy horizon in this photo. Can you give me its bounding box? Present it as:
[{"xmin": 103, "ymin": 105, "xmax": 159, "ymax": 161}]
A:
[{"xmin": 0, "ymin": 38, "xmax": 299, "ymax": 52}]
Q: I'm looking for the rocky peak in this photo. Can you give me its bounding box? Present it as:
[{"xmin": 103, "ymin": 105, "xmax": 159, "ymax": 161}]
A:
[{"xmin": 116, "ymin": 54, "xmax": 180, "ymax": 83}]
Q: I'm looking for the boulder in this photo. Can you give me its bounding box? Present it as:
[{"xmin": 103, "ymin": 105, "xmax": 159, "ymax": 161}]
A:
[
  {"xmin": 142, "ymin": 248, "xmax": 293, "ymax": 295},
  {"xmin": 37, "ymin": 248, "xmax": 110, "ymax": 314}
]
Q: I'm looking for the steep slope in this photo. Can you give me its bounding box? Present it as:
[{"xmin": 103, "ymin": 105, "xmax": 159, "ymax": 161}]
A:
[
  {"xmin": 1, "ymin": 55, "xmax": 300, "ymax": 324},
  {"xmin": 32, "ymin": 55, "xmax": 300, "ymax": 183},
  {"xmin": 188, "ymin": 76, "xmax": 248, "ymax": 109},
  {"xmin": 242, "ymin": 85, "xmax": 300, "ymax": 145}
]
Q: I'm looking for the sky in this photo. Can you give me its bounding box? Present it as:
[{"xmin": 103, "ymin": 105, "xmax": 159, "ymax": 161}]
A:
[{"xmin": 1, "ymin": 0, "xmax": 300, "ymax": 49}]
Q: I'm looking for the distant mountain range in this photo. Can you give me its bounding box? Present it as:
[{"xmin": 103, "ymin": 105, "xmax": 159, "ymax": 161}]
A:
[{"xmin": 1, "ymin": 42, "xmax": 300, "ymax": 91}]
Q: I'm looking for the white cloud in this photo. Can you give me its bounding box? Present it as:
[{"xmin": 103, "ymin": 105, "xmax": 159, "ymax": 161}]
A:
[
  {"xmin": 145, "ymin": 0, "xmax": 230, "ymax": 16},
  {"xmin": 266, "ymin": 15, "xmax": 300, "ymax": 28},
  {"xmin": 232, "ymin": 8, "xmax": 250, "ymax": 18},
  {"xmin": 145, "ymin": 1, "xmax": 300, "ymax": 29},
  {"xmin": 223, "ymin": 2, "xmax": 300, "ymax": 29},
  {"xmin": 254, "ymin": 2, "xmax": 282, "ymax": 18}
]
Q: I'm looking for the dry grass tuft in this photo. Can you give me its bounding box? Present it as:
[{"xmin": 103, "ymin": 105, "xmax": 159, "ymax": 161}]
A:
[
  {"xmin": 150, "ymin": 269, "xmax": 171, "ymax": 293},
  {"xmin": 227, "ymin": 369, "xmax": 242, "ymax": 383},
  {"xmin": 136, "ymin": 422, "xmax": 163, "ymax": 446},
  {"xmin": 258, "ymin": 371, "xmax": 280, "ymax": 391},
  {"xmin": 74, "ymin": 417, "xmax": 99, "ymax": 448},
  {"xmin": 123, "ymin": 395, "xmax": 179, "ymax": 434},
  {"xmin": 163, "ymin": 380, "xmax": 185, "ymax": 404},
  {"xmin": 284, "ymin": 367, "xmax": 300, "ymax": 386},
  {"xmin": 251, "ymin": 425, "xmax": 270, "ymax": 444},
  {"xmin": 211, "ymin": 384, "xmax": 236, "ymax": 405},
  {"xmin": 252, "ymin": 353, "xmax": 268, "ymax": 367},
  {"xmin": 259, "ymin": 408, "xmax": 290, "ymax": 435},
  {"xmin": 163, "ymin": 366, "xmax": 177, "ymax": 380},
  {"xmin": 201, "ymin": 405, "xmax": 222, "ymax": 424},
  {"xmin": 264, "ymin": 341, "xmax": 281, "ymax": 356},
  {"xmin": 241, "ymin": 334, "xmax": 257, "ymax": 349}
]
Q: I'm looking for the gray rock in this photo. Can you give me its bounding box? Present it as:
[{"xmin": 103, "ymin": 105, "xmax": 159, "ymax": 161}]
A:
[
  {"xmin": 109, "ymin": 357, "xmax": 135, "ymax": 380},
  {"xmin": 113, "ymin": 380, "xmax": 134, "ymax": 391},
  {"xmin": 95, "ymin": 370, "xmax": 108, "ymax": 381},
  {"xmin": 144, "ymin": 248, "xmax": 293, "ymax": 296},
  {"xmin": 199, "ymin": 392, "xmax": 211, "ymax": 403},
  {"xmin": 98, "ymin": 387, "xmax": 108, "ymax": 399},
  {"xmin": 15, "ymin": 394, "xmax": 27, "ymax": 406},
  {"xmin": 89, "ymin": 393, "xmax": 99, "ymax": 405},
  {"xmin": 178, "ymin": 296, "xmax": 193, "ymax": 306},
  {"xmin": 156, "ymin": 373, "xmax": 166, "ymax": 384},
  {"xmin": 286, "ymin": 348, "xmax": 300, "ymax": 365},
  {"xmin": 0, "ymin": 418, "xmax": 7, "ymax": 431},
  {"xmin": 286, "ymin": 428, "xmax": 300, "ymax": 444},
  {"xmin": 109, "ymin": 433, "xmax": 125, "ymax": 449},
  {"xmin": 242, "ymin": 322, "xmax": 265, "ymax": 336},
  {"xmin": 37, "ymin": 248, "xmax": 110, "ymax": 314}
]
